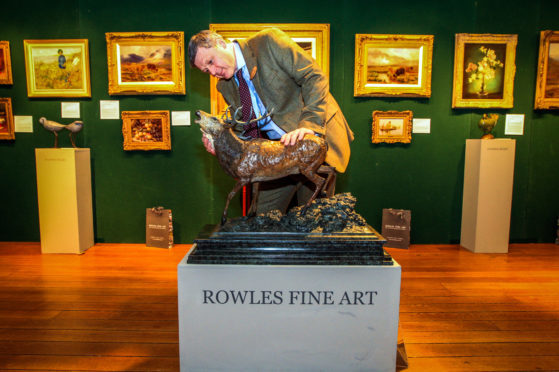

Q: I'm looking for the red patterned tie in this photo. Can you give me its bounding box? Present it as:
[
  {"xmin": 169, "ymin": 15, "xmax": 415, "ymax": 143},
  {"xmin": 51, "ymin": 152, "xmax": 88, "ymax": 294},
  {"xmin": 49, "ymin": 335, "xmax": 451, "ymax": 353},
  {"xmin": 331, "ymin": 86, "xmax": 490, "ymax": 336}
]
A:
[{"xmin": 236, "ymin": 69, "xmax": 260, "ymax": 138}]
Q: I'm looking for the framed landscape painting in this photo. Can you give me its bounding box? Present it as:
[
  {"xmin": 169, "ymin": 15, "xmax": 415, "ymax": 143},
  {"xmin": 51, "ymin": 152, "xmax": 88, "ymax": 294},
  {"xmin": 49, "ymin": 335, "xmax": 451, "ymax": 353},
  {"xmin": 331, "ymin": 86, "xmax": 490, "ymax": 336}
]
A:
[
  {"xmin": 452, "ymin": 33, "xmax": 517, "ymax": 108},
  {"xmin": 354, "ymin": 34, "xmax": 434, "ymax": 97},
  {"xmin": 534, "ymin": 30, "xmax": 559, "ymax": 109},
  {"xmin": 106, "ymin": 31, "xmax": 185, "ymax": 95},
  {"xmin": 23, "ymin": 39, "xmax": 91, "ymax": 97},
  {"xmin": 208, "ymin": 23, "xmax": 330, "ymax": 115},
  {"xmin": 122, "ymin": 110, "xmax": 171, "ymax": 151},
  {"xmin": 372, "ymin": 110, "xmax": 412, "ymax": 144},
  {"xmin": 0, "ymin": 41, "xmax": 13, "ymax": 85}
]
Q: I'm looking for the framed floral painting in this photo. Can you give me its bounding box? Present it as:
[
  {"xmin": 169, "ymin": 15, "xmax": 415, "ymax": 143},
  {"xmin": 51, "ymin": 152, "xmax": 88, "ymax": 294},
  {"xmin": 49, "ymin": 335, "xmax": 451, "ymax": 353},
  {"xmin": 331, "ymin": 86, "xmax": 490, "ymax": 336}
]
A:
[
  {"xmin": 23, "ymin": 39, "xmax": 91, "ymax": 97},
  {"xmin": 354, "ymin": 34, "xmax": 434, "ymax": 97},
  {"xmin": 372, "ymin": 110, "xmax": 412, "ymax": 144},
  {"xmin": 106, "ymin": 32, "xmax": 185, "ymax": 95},
  {"xmin": 452, "ymin": 34, "xmax": 517, "ymax": 108},
  {"xmin": 208, "ymin": 23, "xmax": 330, "ymax": 116},
  {"xmin": 122, "ymin": 111, "xmax": 171, "ymax": 150},
  {"xmin": 534, "ymin": 30, "xmax": 559, "ymax": 109},
  {"xmin": 0, "ymin": 41, "xmax": 13, "ymax": 85},
  {"xmin": 0, "ymin": 98, "xmax": 14, "ymax": 140}
]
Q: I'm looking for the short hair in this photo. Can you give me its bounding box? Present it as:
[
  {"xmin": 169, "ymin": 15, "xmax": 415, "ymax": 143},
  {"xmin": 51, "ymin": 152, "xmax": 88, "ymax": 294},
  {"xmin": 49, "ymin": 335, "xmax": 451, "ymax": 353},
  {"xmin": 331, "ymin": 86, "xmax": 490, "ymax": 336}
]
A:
[{"xmin": 187, "ymin": 30, "xmax": 226, "ymax": 67}]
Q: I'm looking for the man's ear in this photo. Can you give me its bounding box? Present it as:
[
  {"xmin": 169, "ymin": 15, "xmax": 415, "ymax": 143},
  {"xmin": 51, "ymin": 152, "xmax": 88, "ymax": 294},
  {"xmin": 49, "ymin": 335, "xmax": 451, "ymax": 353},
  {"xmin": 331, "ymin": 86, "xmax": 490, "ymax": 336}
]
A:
[{"xmin": 217, "ymin": 39, "xmax": 227, "ymax": 49}]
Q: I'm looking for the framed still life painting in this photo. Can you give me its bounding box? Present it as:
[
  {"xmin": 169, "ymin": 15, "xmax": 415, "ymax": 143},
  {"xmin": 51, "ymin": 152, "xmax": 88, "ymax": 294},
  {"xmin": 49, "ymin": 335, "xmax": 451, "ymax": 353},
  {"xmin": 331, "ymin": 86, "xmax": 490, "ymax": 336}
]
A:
[
  {"xmin": 354, "ymin": 34, "xmax": 434, "ymax": 97},
  {"xmin": 0, "ymin": 98, "xmax": 14, "ymax": 140},
  {"xmin": 452, "ymin": 33, "xmax": 517, "ymax": 108},
  {"xmin": 208, "ymin": 23, "xmax": 330, "ymax": 115},
  {"xmin": 372, "ymin": 110, "xmax": 412, "ymax": 144},
  {"xmin": 122, "ymin": 110, "xmax": 171, "ymax": 151},
  {"xmin": 0, "ymin": 41, "xmax": 13, "ymax": 85},
  {"xmin": 23, "ymin": 39, "xmax": 91, "ymax": 97},
  {"xmin": 534, "ymin": 30, "xmax": 559, "ymax": 109},
  {"xmin": 106, "ymin": 31, "xmax": 185, "ymax": 95}
]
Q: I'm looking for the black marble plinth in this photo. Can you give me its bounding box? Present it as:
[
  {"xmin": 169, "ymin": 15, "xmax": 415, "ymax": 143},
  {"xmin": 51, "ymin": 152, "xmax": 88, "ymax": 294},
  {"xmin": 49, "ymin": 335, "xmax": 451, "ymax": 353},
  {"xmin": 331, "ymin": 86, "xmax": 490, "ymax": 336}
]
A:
[{"xmin": 188, "ymin": 224, "xmax": 392, "ymax": 265}]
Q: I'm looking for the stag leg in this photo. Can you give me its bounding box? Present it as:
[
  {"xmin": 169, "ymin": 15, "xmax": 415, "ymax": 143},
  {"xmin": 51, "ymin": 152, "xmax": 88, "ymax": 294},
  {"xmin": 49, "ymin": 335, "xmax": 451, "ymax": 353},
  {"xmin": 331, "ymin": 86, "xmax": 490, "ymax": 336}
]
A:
[
  {"xmin": 222, "ymin": 180, "xmax": 248, "ymax": 225},
  {"xmin": 247, "ymin": 182, "xmax": 260, "ymax": 217},
  {"xmin": 317, "ymin": 165, "xmax": 336, "ymax": 198},
  {"xmin": 299, "ymin": 167, "xmax": 326, "ymax": 214}
]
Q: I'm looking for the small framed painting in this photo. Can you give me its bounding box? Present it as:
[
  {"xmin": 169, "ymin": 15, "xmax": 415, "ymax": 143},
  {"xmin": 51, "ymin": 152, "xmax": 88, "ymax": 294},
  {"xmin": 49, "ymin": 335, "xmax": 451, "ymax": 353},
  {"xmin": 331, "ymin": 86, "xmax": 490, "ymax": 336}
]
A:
[
  {"xmin": 0, "ymin": 98, "xmax": 14, "ymax": 140},
  {"xmin": 122, "ymin": 111, "xmax": 171, "ymax": 151},
  {"xmin": 0, "ymin": 41, "xmax": 13, "ymax": 85},
  {"xmin": 372, "ymin": 110, "xmax": 412, "ymax": 144},
  {"xmin": 23, "ymin": 39, "xmax": 91, "ymax": 97},
  {"xmin": 106, "ymin": 31, "xmax": 185, "ymax": 95}
]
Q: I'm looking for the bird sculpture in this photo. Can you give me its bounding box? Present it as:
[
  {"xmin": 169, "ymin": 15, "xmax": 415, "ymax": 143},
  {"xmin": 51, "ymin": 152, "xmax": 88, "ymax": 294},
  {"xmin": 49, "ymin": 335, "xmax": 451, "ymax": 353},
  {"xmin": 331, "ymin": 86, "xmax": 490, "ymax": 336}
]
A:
[{"xmin": 39, "ymin": 117, "xmax": 84, "ymax": 148}]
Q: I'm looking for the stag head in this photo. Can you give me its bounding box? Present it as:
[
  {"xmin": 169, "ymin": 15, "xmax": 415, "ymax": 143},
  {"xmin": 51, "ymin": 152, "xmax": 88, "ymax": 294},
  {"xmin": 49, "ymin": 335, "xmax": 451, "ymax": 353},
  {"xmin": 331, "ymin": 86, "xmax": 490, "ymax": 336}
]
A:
[{"xmin": 195, "ymin": 110, "xmax": 229, "ymax": 139}]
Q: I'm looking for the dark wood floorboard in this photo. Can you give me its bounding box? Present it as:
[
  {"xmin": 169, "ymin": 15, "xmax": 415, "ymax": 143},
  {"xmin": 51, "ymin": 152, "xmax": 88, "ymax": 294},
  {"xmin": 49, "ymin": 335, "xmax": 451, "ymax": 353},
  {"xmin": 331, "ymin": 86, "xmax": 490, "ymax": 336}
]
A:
[{"xmin": 0, "ymin": 242, "xmax": 557, "ymax": 371}]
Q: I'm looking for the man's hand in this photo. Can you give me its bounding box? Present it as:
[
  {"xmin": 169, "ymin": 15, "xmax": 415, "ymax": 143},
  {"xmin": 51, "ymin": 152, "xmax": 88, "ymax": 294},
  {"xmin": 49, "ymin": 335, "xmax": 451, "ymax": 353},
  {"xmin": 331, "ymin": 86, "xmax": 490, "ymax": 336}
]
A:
[
  {"xmin": 202, "ymin": 134, "xmax": 216, "ymax": 155},
  {"xmin": 280, "ymin": 128, "xmax": 315, "ymax": 146}
]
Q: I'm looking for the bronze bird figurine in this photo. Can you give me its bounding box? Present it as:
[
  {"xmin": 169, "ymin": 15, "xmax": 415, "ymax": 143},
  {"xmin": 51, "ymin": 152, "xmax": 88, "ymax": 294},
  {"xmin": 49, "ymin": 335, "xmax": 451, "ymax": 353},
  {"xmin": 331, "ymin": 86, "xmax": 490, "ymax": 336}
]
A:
[{"xmin": 39, "ymin": 117, "xmax": 84, "ymax": 148}]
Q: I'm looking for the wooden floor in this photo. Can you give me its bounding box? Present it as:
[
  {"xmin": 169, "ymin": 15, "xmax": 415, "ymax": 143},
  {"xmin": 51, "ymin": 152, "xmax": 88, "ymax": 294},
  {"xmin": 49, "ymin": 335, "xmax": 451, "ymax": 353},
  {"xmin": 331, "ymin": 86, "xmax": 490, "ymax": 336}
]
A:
[{"xmin": 0, "ymin": 243, "xmax": 558, "ymax": 371}]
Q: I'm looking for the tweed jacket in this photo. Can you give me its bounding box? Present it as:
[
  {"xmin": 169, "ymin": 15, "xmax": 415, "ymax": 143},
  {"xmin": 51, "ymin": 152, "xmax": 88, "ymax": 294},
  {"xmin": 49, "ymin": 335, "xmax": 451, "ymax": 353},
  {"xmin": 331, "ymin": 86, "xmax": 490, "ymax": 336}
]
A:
[{"xmin": 216, "ymin": 28, "xmax": 354, "ymax": 173}]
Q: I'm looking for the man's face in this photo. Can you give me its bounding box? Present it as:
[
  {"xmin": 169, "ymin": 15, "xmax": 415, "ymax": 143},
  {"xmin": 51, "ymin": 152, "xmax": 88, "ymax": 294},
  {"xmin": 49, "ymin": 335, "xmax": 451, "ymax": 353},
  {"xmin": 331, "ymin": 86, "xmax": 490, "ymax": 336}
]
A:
[{"xmin": 194, "ymin": 41, "xmax": 236, "ymax": 80}]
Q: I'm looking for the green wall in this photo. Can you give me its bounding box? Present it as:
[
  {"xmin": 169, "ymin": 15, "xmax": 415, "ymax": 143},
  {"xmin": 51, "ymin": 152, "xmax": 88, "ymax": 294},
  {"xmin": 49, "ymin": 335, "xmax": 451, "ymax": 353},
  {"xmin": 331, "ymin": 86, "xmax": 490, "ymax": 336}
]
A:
[{"xmin": 0, "ymin": 0, "xmax": 558, "ymax": 244}]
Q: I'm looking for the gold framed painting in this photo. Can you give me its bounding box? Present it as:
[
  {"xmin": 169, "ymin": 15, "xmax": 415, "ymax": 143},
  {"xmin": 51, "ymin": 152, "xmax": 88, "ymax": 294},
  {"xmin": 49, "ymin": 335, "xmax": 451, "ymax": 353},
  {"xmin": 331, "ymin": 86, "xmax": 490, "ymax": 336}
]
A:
[
  {"xmin": 0, "ymin": 41, "xmax": 13, "ymax": 85},
  {"xmin": 372, "ymin": 110, "xmax": 412, "ymax": 144},
  {"xmin": 23, "ymin": 39, "xmax": 91, "ymax": 97},
  {"xmin": 0, "ymin": 98, "xmax": 14, "ymax": 140},
  {"xmin": 122, "ymin": 111, "xmax": 171, "ymax": 151},
  {"xmin": 106, "ymin": 31, "xmax": 185, "ymax": 95},
  {"xmin": 354, "ymin": 34, "xmax": 434, "ymax": 97},
  {"xmin": 534, "ymin": 30, "xmax": 559, "ymax": 109},
  {"xmin": 208, "ymin": 23, "xmax": 330, "ymax": 115},
  {"xmin": 452, "ymin": 33, "xmax": 517, "ymax": 108}
]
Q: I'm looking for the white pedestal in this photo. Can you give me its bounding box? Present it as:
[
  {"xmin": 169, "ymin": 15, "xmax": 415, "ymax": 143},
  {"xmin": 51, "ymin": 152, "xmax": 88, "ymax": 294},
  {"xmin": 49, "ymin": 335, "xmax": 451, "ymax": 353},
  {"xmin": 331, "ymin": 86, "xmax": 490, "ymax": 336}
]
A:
[
  {"xmin": 178, "ymin": 252, "xmax": 401, "ymax": 371},
  {"xmin": 460, "ymin": 139, "xmax": 516, "ymax": 253},
  {"xmin": 35, "ymin": 148, "xmax": 94, "ymax": 254}
]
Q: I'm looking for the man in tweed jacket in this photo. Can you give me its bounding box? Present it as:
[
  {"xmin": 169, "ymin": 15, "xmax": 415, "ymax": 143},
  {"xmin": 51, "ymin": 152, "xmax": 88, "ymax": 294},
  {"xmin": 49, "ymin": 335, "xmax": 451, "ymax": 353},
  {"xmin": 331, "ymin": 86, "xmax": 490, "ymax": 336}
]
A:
[{"xmin": 188, "ymin": 28, "xmax": 353, "ymax": 214}]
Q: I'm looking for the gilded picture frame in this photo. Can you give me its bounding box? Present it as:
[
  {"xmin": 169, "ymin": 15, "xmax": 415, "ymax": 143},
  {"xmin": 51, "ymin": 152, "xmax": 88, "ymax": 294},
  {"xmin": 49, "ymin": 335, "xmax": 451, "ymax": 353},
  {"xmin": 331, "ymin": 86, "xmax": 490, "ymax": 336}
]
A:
[
  {"xmin": 0, "ymin": 97, "xmax": 14, "ymax": 140},
  {"xmin": 23, "ymin": 39, "xmax": 91, "ymax": 98},
  {"xmin": 372, "ymin": 110, "xmax": 412, "ymax": 144},
  {"xmin": 106, "ymin": 32, "xmax": 185, "ymax": 95},
  {"xmin": 122, "ymin": 110, "xmax": 171, "ymax": 151},
  {"xmin": 534, "ymin": 30, "xmax": 559, "ymax": 109},
  {"xmin": 354, "ymin": 34, "xmax": 434, "ymax": 97},
  {"xmin": 0, "ymin": 41, "xmax": 13, "ymax": 85},
  {"xmin": 208, "ymin": 23, "xmax": 330, "ymax": 115},
  {"xmin": 452, "ymin": 33, "xmax": 517, "ymax": 108}
]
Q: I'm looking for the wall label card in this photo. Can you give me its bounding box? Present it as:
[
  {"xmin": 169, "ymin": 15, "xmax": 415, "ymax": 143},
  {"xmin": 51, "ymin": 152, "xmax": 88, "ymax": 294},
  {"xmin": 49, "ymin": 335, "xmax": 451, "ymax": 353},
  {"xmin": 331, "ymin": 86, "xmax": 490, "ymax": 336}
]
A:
[
  {"xmin": 14, "ymin": 116, "xmax": 33, "ymax": 133},
  {"xmin": 412, "ymin": 118, "xmax": 431, "ymax": 133},
  {"xmin": 61, "ymin": 102, "xmax": 80, "ymax": 118},
  {"xmin": 505, "ymin": 114, "xmax": 525, "ymax": 135},
  {"xmin": 172, "ymin": 111, "xmax": 190, "ymax": 126},
  {"xmin": 100, "ymin": 100, "xmax": 120, "ymax": 120}
]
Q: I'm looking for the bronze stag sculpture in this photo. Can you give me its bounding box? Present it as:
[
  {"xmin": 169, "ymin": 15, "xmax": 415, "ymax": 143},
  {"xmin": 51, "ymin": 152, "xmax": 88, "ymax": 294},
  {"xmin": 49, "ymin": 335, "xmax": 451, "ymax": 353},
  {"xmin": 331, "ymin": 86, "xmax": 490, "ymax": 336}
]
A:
[{"xmin": 195, "ymin": 108, "xmax": 332, "ymax": 224}]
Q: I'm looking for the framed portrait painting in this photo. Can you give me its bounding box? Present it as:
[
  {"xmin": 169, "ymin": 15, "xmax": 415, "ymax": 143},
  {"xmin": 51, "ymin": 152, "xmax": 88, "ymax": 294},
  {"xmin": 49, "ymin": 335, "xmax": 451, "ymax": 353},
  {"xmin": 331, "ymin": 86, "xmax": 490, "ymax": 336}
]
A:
[
  {"xmin": 23, "ymin": 39, "xmax": 91, "ymax": 97},
  {"xmin": 372, "ymin": 110, "xmax": 412, "ymax": 144},
  {"xmin": 106, "ymin": 31, "xmax": 185, "ymax": 95},
  {"xmin": 0, "ymin": 41, "xmax": 13, "ymax": 85},
  {"xmin": 0, "ymin": 98, "xmax": 14, "ymax": 140},
  {"xmin": 354, "ymin": 34, "xmax": 434, "ymax": 97},
  {"xmin": 534, "ymin": 30, "xmax": 559, "ymax": 109},
  {"xmin": 122, "ymin": 110, "xmax": 171, "ymax": 151},
  {"xmin": 452, "ymin": 33, "xmax": 517, "ymax": 108},
  {"xmin": 208, "ymin": 23, "xmax": 330, "ymax": 115}
]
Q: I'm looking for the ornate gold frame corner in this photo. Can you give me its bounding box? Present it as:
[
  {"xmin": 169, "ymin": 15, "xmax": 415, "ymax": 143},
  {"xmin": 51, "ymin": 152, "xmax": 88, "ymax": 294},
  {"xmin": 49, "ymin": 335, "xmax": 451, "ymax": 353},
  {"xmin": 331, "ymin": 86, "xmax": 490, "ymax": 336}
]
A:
[
  {"xmin": 208, "ymin": 23, "xmax": 330, "ymax": 116},
  {"xmin": 372, "ymin": 110, "xmax": 412, "ymax": 144},
  {"xmin": 534, "ymin": 30, "xmax": 559, "ymax": 110},
  {"xmin": 0, "ymin": 41, "xmax": 13, "ymax": 85},
  {"xmin": 106, "ymin": 31, "xmax": 185, "ymax": 95},
  {"xmin": 0, "ymin": 97, "xmax": 15, "ymax": 140},
  {"xmin": 122, "ymin": 110, "xmax": 171, "ymax": 151},
  {"xmin": 452, "ymin": 33, "xmax": 517, "ymax": 108},
  {"xmin": 23, "ymin": 39, "xmax": 91, "ymax": 98},
  {"xmin": 354, "ymin": 34, "xmax": 433, "ymax": 98}
]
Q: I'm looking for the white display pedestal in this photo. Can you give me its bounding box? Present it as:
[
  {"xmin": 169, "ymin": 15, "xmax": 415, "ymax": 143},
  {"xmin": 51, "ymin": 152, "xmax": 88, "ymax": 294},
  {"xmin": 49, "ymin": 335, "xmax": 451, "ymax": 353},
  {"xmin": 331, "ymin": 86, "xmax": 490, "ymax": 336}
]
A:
[
  {"xmin": 178, "ymin": 252, "xmax": 401, "ymax": 372},
  {"xmin": 460, "ymin": 139, "xmax": 516, "ymax": 253},
  {"xmin": 35, "ymin": 148, "xmax": 94, "ymax": 254}
]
